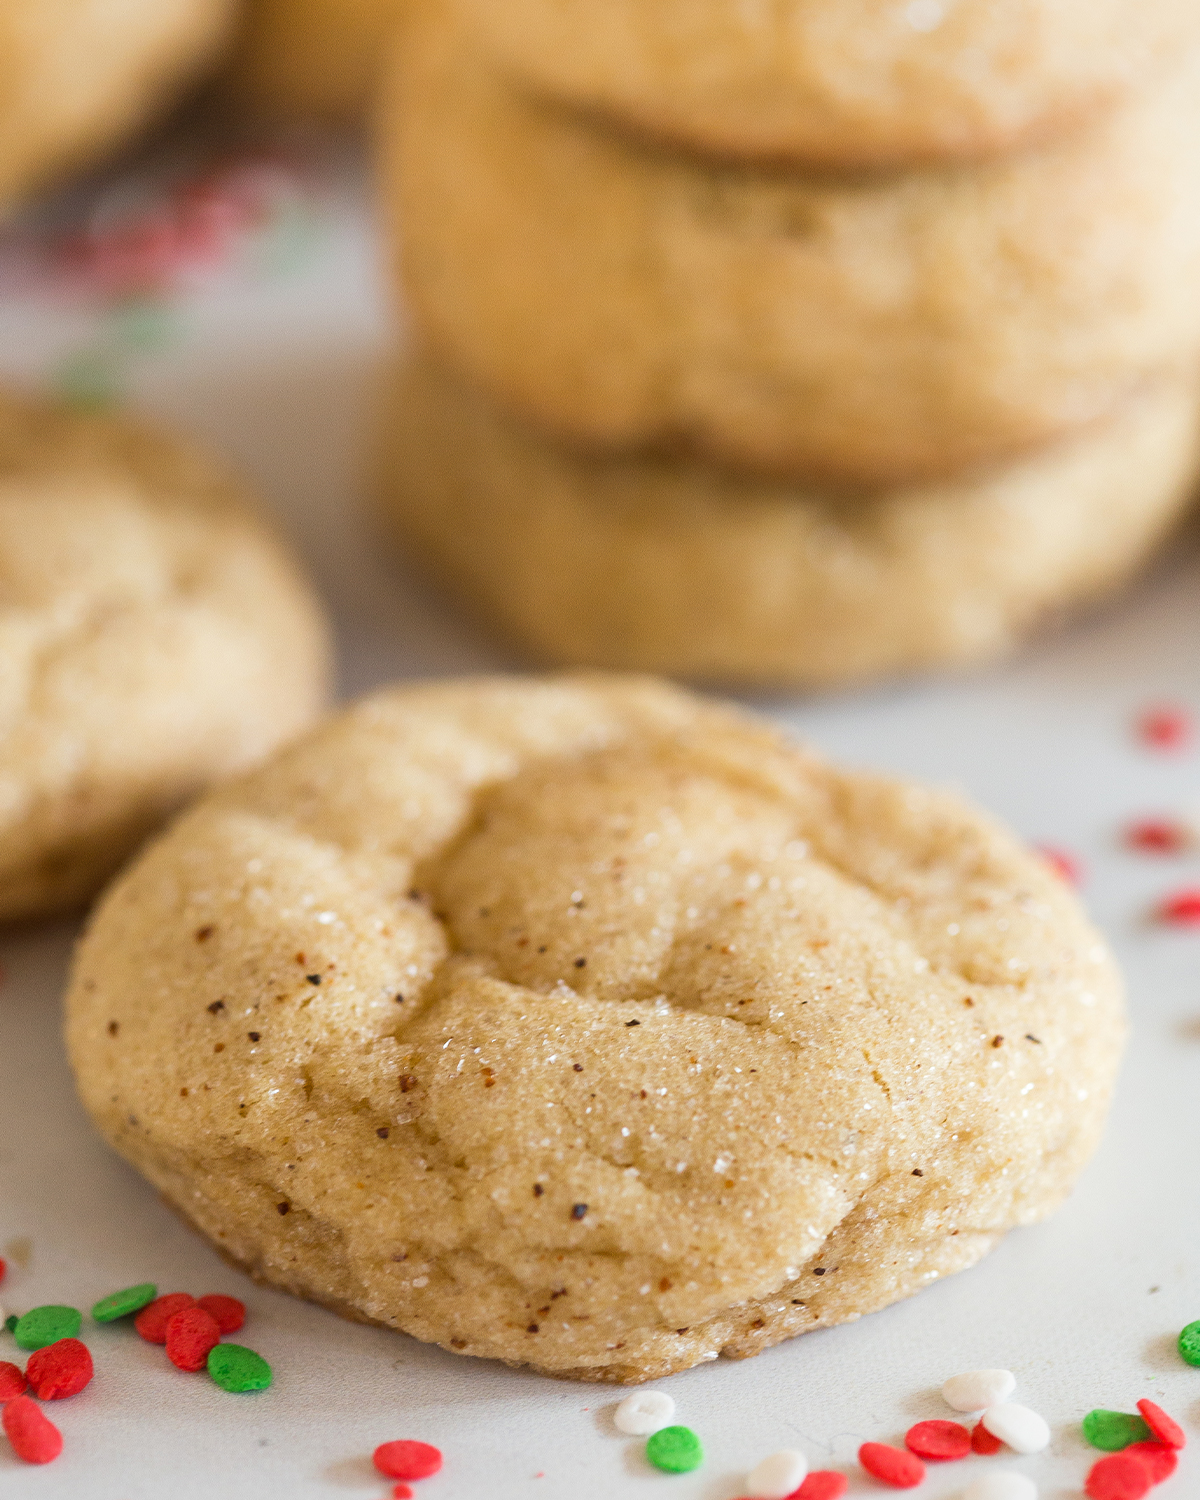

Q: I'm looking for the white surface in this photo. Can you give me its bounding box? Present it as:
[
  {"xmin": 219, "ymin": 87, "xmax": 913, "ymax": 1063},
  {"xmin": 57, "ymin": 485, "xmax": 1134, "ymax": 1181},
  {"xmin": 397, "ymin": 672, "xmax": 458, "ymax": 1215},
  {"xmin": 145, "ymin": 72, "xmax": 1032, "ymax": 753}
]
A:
[
  {"xmin": 1, "ymin": 137, "xmax": 1199, "ymax": 1498},
  {"xmin": 943, "ymin": 1370, "xmax": 1017, "ymax": 1414},
  {"xmin": 980, "ymin": 1405, "xmax": 1051, "ymax": 1456}
]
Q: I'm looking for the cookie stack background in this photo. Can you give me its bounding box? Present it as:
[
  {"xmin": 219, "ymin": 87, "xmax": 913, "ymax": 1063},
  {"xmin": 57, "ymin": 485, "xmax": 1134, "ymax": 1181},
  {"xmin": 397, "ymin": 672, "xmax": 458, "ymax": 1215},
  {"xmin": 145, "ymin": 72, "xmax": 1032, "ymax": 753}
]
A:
[{"xmin": 377, "ymin": 0, "xmax": 1200, "ymax": 689}]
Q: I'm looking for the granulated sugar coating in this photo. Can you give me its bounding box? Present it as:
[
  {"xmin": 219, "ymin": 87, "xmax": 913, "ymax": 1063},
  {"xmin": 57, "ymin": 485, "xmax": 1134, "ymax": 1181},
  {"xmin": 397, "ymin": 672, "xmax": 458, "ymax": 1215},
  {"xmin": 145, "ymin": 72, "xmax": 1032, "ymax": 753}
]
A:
[{"xmin": 64, "ymin": 676, "xmax": 1125, "ymax": 1383}]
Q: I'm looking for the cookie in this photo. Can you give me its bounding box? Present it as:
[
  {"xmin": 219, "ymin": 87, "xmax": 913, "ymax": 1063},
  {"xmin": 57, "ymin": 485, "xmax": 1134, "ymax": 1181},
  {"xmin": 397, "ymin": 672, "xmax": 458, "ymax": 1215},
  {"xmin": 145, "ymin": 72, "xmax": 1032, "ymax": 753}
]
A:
[
  {"xmin": 376, "ymin": 355, "xmax": 1200, "ymax": 689},
  {"xmin": 464, "ymin": 0, "xmax": 1199, "ymax": 166},
  {"xmin": 66, "ymin": 673, "xmax": 1125, "ymax": 1383},
  {"xmin": 0, "ymin": 0, "xmax": 238, "ymax": 208},
  {"xmin": 0, "ymin": 389, "xmax": 332, "ymax": 922},
  {"xmin": 226, "ymin": 0, "xmax": 407, "ymax": 119},
  {"xmin": 385, "ymin": 9, "xmax": 1200, "ymax": 485}
]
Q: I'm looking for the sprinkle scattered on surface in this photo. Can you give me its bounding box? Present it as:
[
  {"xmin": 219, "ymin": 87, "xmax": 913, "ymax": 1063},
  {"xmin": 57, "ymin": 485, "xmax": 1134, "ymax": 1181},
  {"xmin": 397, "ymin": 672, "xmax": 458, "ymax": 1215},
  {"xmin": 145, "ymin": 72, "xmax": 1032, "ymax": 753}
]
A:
[
  {"xmin": 12, "ymin": 1306, "xmax": 82, "ymax": 1353},
  {"xmin": 614, "ymin": 1389, "xmax": 674, "ymax": 1436},
  {"xmin": 1124, "ymin": 1441, "xmax": 1177, "ymax": 1484},
  {"xmin": 1083, "ymin": 1409, "xmax": 1153, "ymax": 1451},
  {"xmin": 971, "ymin": 1421, "xmax": 1004, "ymax": 1455},
  {"xmin": 165, "ymin": 1306, "xmax": 221, "ymax": 1372},
  {"xmin": 206, "ymin": 1343, "xmax": 272, "ymax": 1393},
  {"xmin": 134, "ymin": 1292, "xmax": 195, "ymax": 1344},
  {"xmin": 942, "ymin": 1371, "xmax": 1016, "ymax": 1414},
  {"xmin": 744, "ymin": 1447, "xmax": 807, "ymax": 1497},
  {"xmin": 791, "ymin": 1474, "xmax": 848, "ymax": 1500},
  {"xmin": 1178, "ymin": 1320, "xmax": 1200, "ymax": 1366},
  {"xmin": 196, "ymin": 1293, "xmax": 245, "ymax": 1334},
  {"xmin": 904, "ymin": 1419, "xmax": 970, "ymax": 1460},
  {"xmin": 24, "ymin": 1338, "xmax": 93, "ymax": 1399},
  {"xmin": 92, "ymin": 1282, "xmax": 157, "ymax": 1323},
  {"xmin": 1135, "ymin": 1399, "xmax": 1185, "ymax": 1449},
  {"xmin": 2, "ymin": 1394, "xmax": 63, "ymax": 1464},
  {"xmin": 1136, "ymin": 706, "xmax": 1193, "ymax": 752},
  {"xmin": 980, "ymin": 1403, "xmax": 1050, "ymax": 1454},
  {"xmin": 646, "ymin": 1425, "xmax": 703, "ymax": 1474},
  {"xmin": 372, "ymin": 1440, "xmax": 443, "ymax": 1480},
  {"xmin": 1084, "ymin": 1451, "xmax": 1154, "ymax": 1500},
  {"xmin": 1160, "ymin": 889, "xmax": 1200, "ymax": 927},
  {"xmin": 0, "ymin": 1360, "xmax": 27, "ymax": 1399},
  {"xmin": 858, "ymin": 1441, "xmax": 924, "ymax": 1488}
]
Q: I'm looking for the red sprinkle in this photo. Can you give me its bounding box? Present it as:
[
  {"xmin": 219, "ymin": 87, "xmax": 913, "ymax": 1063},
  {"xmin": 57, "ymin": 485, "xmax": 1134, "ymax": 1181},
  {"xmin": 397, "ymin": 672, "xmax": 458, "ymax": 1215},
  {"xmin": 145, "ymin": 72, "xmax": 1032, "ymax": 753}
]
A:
[
  {"xmin": 1160, "ymin": 888, "xmax": 1200, "ymax": 927},
  {"xmin": 1036, "ymin": 845, "xmax": 1082, "ymax": 886},
  {"xmin": 1124, "ymin": 1442, "xmax": 1178, "ymax": 1485},
  {"xmin": 24, "ymin": 1338, "xmax": 94, "ymax": 1400},
  {"xmin": 1137, "ymin": 707, "xmax": 1193, "ymax": 751},
  {"xmin": 971, "ymin": 1421, "xmax": 1004, "ymax": 1455},
  {"xmin": 1085, "ymin": 1452, "xmax": 1154, "ymax": 1500},
  {"xmin": 135, "ymin": 1292, "xmax": 195, "ymax": 1343},
  {"xmin": 791, "ymin": 1474, "xmax": 849, "ymax": 1499},
  {"xmin": 393, "ymin": 1488, "xmax": 414, "ymax": 1500},
  {"xmin": 904, "ymin": 1419, "xmax": 970, "ymax": 1461},
  {"xmin": 373, "ymin": 1441, "xmax": 443, "ymax": 1480},
  {"xmin": 164, "ymin": 1306, "xmax": 221, "ymax": 1372},
  {"xmin": 0, "ymin": 1360, "xmax": 28, "ymax": 1399},
  {"xmin": 858, "ymin": 1442, "xmax": 925, "ymax": 1489},
  {"xmin": 0, "ymin": 1256, "xmax": 6, "ymax": 1283},
  {"xmin": 1126, "ymin": 820, "xmax": 1189, "ymax": 855},
  {"xmin": 196, "ymin": 1294, "xmax": 245, "ymax": 1334},
  {"xmin": 1136, "ymin": 1400, "xmax": 1185, "ymax": 1450},
  {"xmin": 2, "ymin": 1394, "xmax": 63, "ymax": 1464}
]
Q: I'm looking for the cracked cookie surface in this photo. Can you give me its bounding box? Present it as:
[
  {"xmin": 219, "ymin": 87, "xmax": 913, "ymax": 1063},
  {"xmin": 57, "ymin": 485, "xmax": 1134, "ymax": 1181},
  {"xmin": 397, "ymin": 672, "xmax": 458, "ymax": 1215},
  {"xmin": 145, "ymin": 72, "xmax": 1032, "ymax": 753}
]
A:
[
  {"xmin": 66, "ymin": 675, "xmax": 1124, "ymax": 1381},
  {"xmin": 0, "ymin": 389, "xmax": 330, "ymax": 921}
]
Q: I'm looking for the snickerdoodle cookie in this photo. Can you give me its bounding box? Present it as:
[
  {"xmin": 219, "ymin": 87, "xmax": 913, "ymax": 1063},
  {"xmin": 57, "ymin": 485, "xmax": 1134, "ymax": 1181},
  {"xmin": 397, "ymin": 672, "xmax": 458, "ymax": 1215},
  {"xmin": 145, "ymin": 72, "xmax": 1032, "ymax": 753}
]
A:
[
  {"xmin": 376, "ymin": 356, "xmax": 1200, "ymax": 688},
  {"xmin": 67, "ymin": 674, "xmax": 1125, "ymax": 1383},
  {"xmin": 226, "ymin": 0, "xmax": 407, "ymax": 120},
  {"xmin": 0, "ymin": 0, "xmax": 238, "ymax": 208},
  {"xmin": 465, "ymin": 0, "xmax": 1199, "ymax": 165},
  {"xmin": 0, "ymin": 389, "xmax": 331, "ymax": 922},
  {"xmin": 386, "ymin": 8, "xmax": 1200, "ymax": 484}
]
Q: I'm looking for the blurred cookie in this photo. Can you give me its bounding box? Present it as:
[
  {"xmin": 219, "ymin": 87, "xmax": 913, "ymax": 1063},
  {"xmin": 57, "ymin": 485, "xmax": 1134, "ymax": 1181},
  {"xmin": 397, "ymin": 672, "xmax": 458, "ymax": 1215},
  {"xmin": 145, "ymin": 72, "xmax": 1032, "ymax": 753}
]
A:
[
  {"xmin": 376, "ymin": 355, "xmax": 1200, "ymax": 688},
  {"xmin": 226, "ymin": 0, "xmax": 407, "ymax": 120},
  {"xmin": 464, "ymin": 0, "xmax": 1199, "ymax": 165},
  {"xmin": 66, "ymin": 673, "xmax": 1124, "ymax": 1383},
  {"xmin": 0, "ymin": 389, "xmax": 332, "ymax": 922},
  {"xmin": 386, "ymin": 10, "xmax": 1200, "ymax": 484},
  {"xmin": 0, "ymin": 0, "xmax": 238, "ymax": 207}
]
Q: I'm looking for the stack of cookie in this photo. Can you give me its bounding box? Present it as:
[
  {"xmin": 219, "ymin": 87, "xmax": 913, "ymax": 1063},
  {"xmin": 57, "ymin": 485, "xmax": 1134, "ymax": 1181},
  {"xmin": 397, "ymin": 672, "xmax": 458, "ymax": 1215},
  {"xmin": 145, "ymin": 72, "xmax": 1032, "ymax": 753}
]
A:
[{"xmin": 376, "ymin": 0, "xmax": 1200, "ymax": 688}]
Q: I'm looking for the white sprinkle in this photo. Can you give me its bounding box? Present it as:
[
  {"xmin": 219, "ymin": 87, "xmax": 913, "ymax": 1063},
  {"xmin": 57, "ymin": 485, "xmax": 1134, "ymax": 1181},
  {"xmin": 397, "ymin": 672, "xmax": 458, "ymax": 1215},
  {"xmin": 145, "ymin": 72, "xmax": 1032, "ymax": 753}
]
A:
[
  {"xmin": 316, "ymin": 911, "xmax": 336, "ymax": 924},
  {"xmin": 964, "ymin": 1474, "xmax": 1038, "ymax": 1500},
  {"xmin": 614, "ymin": 1390, "xmax": 674, "ymax": 1435},
  {"xmin": 411, "ymin": 1276, "xmax": 429, "ymax": 1288},
  {"xmin": 943, "ymin": 1369, "xmax": 1016, "ymax": 1411},
  {"xmin": 785, "ymin": 840, "xmax": 808, "ymax": 859},
  {"xmin": 745, "ymin": 1449, "xmax": 808, "ymax": 1498},
  {"xmin": 981, "ymin": 1402, "xmax": 1050, "ymax": 1453}
]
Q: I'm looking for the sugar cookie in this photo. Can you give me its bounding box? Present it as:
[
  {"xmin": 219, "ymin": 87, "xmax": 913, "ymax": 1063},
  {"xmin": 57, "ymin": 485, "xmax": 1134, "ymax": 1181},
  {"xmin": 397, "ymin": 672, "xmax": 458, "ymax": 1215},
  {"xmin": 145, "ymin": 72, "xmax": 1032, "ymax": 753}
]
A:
[
  {"xmin": 386, "ymin": 10, "xmax": 1200, "ymax": 484},
  {"xmin": 376, "ymin": 356, "xmax": 1200, "ymax": 688},
  {"xmin": 67, "ymin": 674, "xmax": 1125, "ymax": 1382},
  {"xmin": 0, "ymin": 389, "xmax": 331, "ymax": 921},
  {"xmin": 0, "ymin": 0, "xmax": 238, "ymax": 207}
]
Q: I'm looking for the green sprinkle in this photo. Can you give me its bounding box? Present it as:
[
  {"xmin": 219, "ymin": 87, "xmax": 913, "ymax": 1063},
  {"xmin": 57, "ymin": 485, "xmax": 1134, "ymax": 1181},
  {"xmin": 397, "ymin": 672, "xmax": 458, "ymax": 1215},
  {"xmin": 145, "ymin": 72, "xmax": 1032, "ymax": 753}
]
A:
[
  {"xmin": 92, "ymin": 1283, "xmax": 157, "ymax": 1323},
  {"xmin": 1179, "ymin": 1321, "xmax": 1200, "ymax": 1366},
  {"xmin": 645, "ymin": 1426, "xmax": 703, "ymax": 1474},
  {"xmin": 207, "ymin": 1343, "xmax": 272, "ymax": 1393},
  {"xmin": 1082, "ymin": 1409, "xmax": 1152, "ymax": 1451},
  {"xmin": 14, "ymin": 1305, "xmax": 83, "ymax": 1351},
  {"xmin": 4, "ymin": 1315, "xmax": 17, "ymax": 1334}
]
